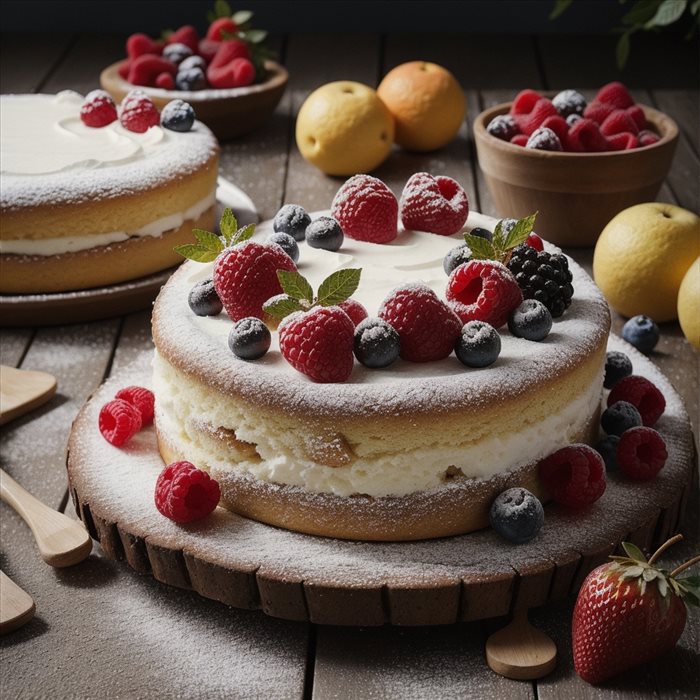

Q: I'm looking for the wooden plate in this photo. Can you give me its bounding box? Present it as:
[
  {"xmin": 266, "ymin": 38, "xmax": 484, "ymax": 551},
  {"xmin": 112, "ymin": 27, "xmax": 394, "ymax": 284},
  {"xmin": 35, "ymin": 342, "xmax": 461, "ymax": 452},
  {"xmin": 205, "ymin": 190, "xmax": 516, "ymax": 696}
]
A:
[
  {"xmin": 100, "ymin": 60, "xmax": 288, "ymax": 141},
  {"xmin": 65, "ymin": 336, "xmax": 695, "ymax": 626}
]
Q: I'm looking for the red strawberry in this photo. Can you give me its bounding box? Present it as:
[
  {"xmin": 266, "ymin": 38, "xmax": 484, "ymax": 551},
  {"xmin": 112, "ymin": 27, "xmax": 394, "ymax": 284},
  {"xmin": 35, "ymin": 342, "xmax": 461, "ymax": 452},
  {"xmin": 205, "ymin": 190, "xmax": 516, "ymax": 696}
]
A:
[
  {"xmin": 155, "ymin": 461, "xmax": 220, "ymax": 523},
  {"xmin": 600, "ymin": 108, "xmax": 640, "ymax": 136},
  {"xmin": 209, "ymin": 39, "xmax": 250, "ymax": 68},
  {"xmin": 538, "ymin": 444, "xmax": 606, "ymax": 509},
  {"xmin": 338, "ymin": 298, "xmax": 368, "ymax": 326},
  {"xmin": 573, "ymin": 537, "xmax": 697, "ymax": 685},
  {"xmin": 80, "ymin": 90, "xmax": 118, "ymax": 128},
  {"xmin": 127, "ymin": 54, "xmax": 177, "ymax": 87},
  {"xmin": 117, "ymin": 59, "xmax": 131, "ymax": 80},
  {"xmin": 198, "ymin": 38, "xmax": 221, "ymax": 63},
  {"xmin": 167, "ymin": 25, "xmax": 199, "ymax": 54},
  {"xmin": 583, "ymin": 100, "xmax": 615, "ymax": 126},
  {"xmin": 331, "ymin": 175, "xmax": 398, "ymax": 244},
  {"xmin": 510, "ymin": 134, "xmax": 528, "ymax": 147},
  {"xmin": 595, "ymin": 81, "xmax": 635, "ymax": 109},
  {"xmin": 626, "ymin": 104, "xmax": 647, "ymax": 131},
  {"xmin": 639, "ymin": 129, "xmax": 661, "ymax": 147},
  {"xmin": 119, "ymin": 90, "xmax": 160, "ymax": 133},
  {"xmin": 513, "ymin": 97, "xmax": 559, "ymax": 136},
  {"xmin": 568, "ymin": 118, "xmax": 609, "ymax": 152},
  {"xmin": 399, "ymin": 172, "xmax": 469, "ymax": 236},
  {"xmin": 510, "ymin": 89, "xmax": 542, "ymax": 115},
  {"xmin": 446, "ymin": 260, "xmax": 522, "ymax": 329},
  {"xmin": 278, "ymin": 306, "xmax": 355, "ymax": 382},
  {"xmin": 378, "ymin": 283, "xmax": 462, "ymax": 362},
  {"xmin": 207, "ymin": 56, "xmax": 255, "ymax": 89},
  {"xmin": 155, "ymin": 72, "xmax": 175, "ymax": 90},
  {"xmin": 126, "ymin": 33, "xmax": 161, "ymax": 59},
  {"xmin": 207, "ymin": 17, "xmax": 239, "ymax": 41},
  {"xmin": 606, "ymin": 132, "xmax": 639, "ymax": 151},
  {"xmin": 214, "ymin": 241, "xmax": 297, "ymax": 321},
  {"xmin": 540, "ymin": 115, "xmax": 570, "ymax": 149}
]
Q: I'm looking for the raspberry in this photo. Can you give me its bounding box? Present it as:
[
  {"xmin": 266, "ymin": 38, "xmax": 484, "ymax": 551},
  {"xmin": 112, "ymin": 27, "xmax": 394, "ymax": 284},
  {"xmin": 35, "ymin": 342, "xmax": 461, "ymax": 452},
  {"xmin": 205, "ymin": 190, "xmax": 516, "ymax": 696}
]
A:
[
  {"xmin": 210, "ymin": 38, "xmax": 250, "ymax": 67},
  {"xmin": 626, "ymin": 105, "xmax": 647, "ymax": 131},
  {"xmin": 513, "ymin": 98, "xmax": 559, "ymax": 136},
  {"xmin": 583, "ymin": 100, "xmax": 615, "ymax": 126},
  {"xmin": 213, "ymin": 240, "xmax": 297, "ymax": 322},
  {"xmin": 600, "ymin": 109, "xmax": 639, "ymax": 136},
  {"xmin": 127, "ymin": 54, "xmax": 177, "ymax": 88},
  {"xmin": 617, "ymin": 427, "xmax": 667, "ymax": 481},
  {"xmin": 379, "ymin": 283, "xmax": 462, "ymax": 362},
  {"xmin": 487, "ymin": 114, "xmax": 519, "ymax": 141},
  {"xmin": 538, "ymin": 444, "xmax": 606, "ymax": 509},
  {"xmin": 117, "ymin": 60, "xmax": 131, "ymax": 80},
  {"xmin": 155, "ymin": 72, "xmax": 175, "ymax": 90},
  {"xmin": 155, "ymin": 461, "xmax": 220, "ymax": 523},
  {"xmin": 80, "ymin": 90, "xmax": 117, "ymax": 128},
  {"xmin": 510, "ymin": 134, "xmax": 529, "ymax": 147},
  {"xmin": 399, "ymin": 172, "xmax": 469, "ymax": 236},
  {"xmin": 331, "ymin": 175, "xmax": 398, "ymax": 244},
  {"xmin": 206, "ymin": 17, "xmax": 239, "ymax": 41},
  {"xmin": 166, "ymin": 25, "xmax": 200, "ymax": 54},
  {"xmin": 526, "ymin": 232, "xmax": 544, "ymax": 251},
  {"xmin": 539, "ymin": 115, "xmax": 569, "ymax": 148},
  {"xmin": 198, "ymin": 37, "xmax": 221, "ymax": 63},
  {"xmin": 98, "ymin": 399, "xmax": 142, "ymax": 446},
  {"xmin": 608, "ymin": 375, "xmax": 665, "ymax": 427},
  {"xmin": 446, "ymin": 260, "xmax": 522, "ymax": 329},
  {"xmin": 606, "ymin": 132, "xmax": 638, "ymax": 151},
  {"xmin": 119, "ymin": 90, "xmax": 161, "ymax": 133},
  {"xmin": 126, "ymin": 33, "xmax": 161, "ymax": 59},
  {"xmin": 115, "ymin": 386, "xmax": 155, "ymax": 426},
  {"xmin": 279, "ymin": 306, "xmax": 355, "ymax": 382},
  {"xmin": 596, "ymin": 81, "xmax": 635, "ymax": 110},
  {"xmin": 568, "ymin": 118, "xmax": 609, "ymax": 153},
  {"xmin": 510, "ymin": 89, "xmax": 542, "ymax": 115},
  {"xmin": 526, "ymin": 126, "xmax": 562, "ymax": 151},
  {"xmin": 338, "ymin": 298, "xmax": 368, "ymax": 326},
  {"xmin": 638, "ymin": 130, "xmax": 660, "ymax": 147},
  {"xmin": 208, "ymin": 55, "xmax": 255, "ymax": 89}
]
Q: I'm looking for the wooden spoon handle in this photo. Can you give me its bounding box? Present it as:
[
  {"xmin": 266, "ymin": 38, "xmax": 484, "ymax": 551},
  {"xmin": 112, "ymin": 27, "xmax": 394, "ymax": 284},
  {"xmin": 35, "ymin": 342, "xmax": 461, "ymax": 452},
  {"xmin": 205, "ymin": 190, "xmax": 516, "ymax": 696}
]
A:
[
  {"xmin": 0, "ymin": 469, "xmax": 92, "ymax": 567},
  {"xmin": 0, "ymin": 570, "xmax": 36, "ymax": 634}
]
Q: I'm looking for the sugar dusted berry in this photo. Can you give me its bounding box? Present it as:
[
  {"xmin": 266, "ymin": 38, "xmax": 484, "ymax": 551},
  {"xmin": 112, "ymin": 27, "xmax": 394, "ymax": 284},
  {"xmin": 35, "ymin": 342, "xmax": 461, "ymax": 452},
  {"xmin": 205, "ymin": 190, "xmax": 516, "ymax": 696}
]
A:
[
  {"xmin": 455, "ymin": 320, "xmax": 501, "ymax": 368},
  {"xmin": 617, "ymin": 427, "xmax": 667, "ymax": 481},
  {"xmin": 305, "ymin": 216, "xmax": 344, "ymax": 252},
  {"xmin": 552, "ymin": 89, "xmax": 587, "ymax": 119},
  {"xmin": 120, "ymin": 90, "xmax": 160, "ymax": 133},
  {"xmin": 162, "ymin": 42, "xmax": 192, "ymax": 65},
  {"xmin": 265, "ymin": 231, "xmax": 299, "ymax": 263},
  {"xmin": 400, "ymin": 172, "xmax": 469, "ymax": 236},
  {"xmin": 80, "ymin": 90, "xmax": 118, "ymax": 128},
  {"xmin": 538, "ymin": 444, "xmax": 606, "ymax": 509},
  {"xmin": 526, "ymin": 126, "xmax": 562, "ymax": 151},
  {"xmin": 188, "ymin": 279, "xmax": 222, "ymax": 317},
  {"xmin": 608, "ymin": 375, "xmax": 665, "ymax": 427},
  {"xmin": 353, "ymin": 317, "xmax": 401, "ymax": 368},
  {"xmin": 489, "ymin": 487, "xmax": 544, "ymax": 544},
  {"xmin": 98, "ymin": 399, "xmax": 142, "ymax": 446},
  {"xmin": 604, "ymin": 350, "xmax": 633, "ymax": 389},
  {"xmin": 176, "ymin": 66, "xmax": 207, "ymax": 91},
  {"xmin": 273, "ymin": 204, "xmax": 311, "ymax": 242},
  {"xmin": 622, "ymin": 315, "xmax": 659, "ymax": 354},
  {"xmin": 338, "ymin": 299, "xmax": 368, "ymax": 327},
  {"xmin": 180, "ymin": 55, "xmax": 207, "ymax": 73},
  {"xmin": 228, "ymin": 317, "xmax": 271, "ymax": 360},
  {"xmin": 601, "ymin": 400, "xmax": 642, "ymax": 437},
  {"xmin": 470, "ymin": 227, "xmax": 493, "ymax": 242},
  {"xmin": 115, "ymin": 386, "xmax": 155, "ymax": 426},
  {"xmin": 510, "ymin": 134, "xmax": 529, "ymax": 147},
  {"xmin": 595, "ymin": 435, "xmax": 620, "ymax": 471},
  {"xmin": 487, "ymin": 114, "xmax": 519, "ymax": 141},
  {"xmin": 508, "ymin": 299, "xmax": 552, "ymax": 341},
  {"xmin": 161, "ymin": 99, "xmax": 195, "ymax": 132},
  {"xmin": 526, "ymin": 232, "xmax": 544, "ymax": 251},
  {"xmin": 155, "ymin": 461, "xmax": 220, "ymax": 523},
  {"xmin": 566, "ymin": 113, "xmax": 583, "ymax": 127},
  {"xmin": 443, "ymin": 244, "xmax": 472, "ymax": 276}
]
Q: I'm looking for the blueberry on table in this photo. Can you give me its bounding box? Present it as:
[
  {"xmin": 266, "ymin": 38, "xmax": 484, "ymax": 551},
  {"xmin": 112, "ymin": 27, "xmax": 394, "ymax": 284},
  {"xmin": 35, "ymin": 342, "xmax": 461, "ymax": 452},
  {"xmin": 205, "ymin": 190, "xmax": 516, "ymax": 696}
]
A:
[
  {"xmin": 489, "ymin": 487, "xmax": 544, "ymax": 544},
  {"xmin": 601, "ymin": 400, "xmax": 642, "ymax": 436},
  {"xmin": 273, "ymin": 204, "xmax": 311, "ymax": 242},
  {"xmin": 622, "ymin": 315, "xmax": 660, "ymax": 354},
  {"xmin": 188, "ymin": 279, "xmax": 222, "ymax": 317},
  {"xmin": 228, "ymin": 318, "xmax": 271, "ymax": 360}
]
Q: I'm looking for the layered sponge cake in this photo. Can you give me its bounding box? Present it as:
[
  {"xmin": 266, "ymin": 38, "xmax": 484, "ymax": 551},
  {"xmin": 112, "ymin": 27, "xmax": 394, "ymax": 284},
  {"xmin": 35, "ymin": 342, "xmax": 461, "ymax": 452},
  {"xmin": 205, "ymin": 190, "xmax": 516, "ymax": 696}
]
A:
[
  {"xmin": 151, "ymin": 215, "xmax": 611, "ymax": 541},
  {"xmin": 0, "ymin": 91, "xmax": 219, "ymax": 293}
]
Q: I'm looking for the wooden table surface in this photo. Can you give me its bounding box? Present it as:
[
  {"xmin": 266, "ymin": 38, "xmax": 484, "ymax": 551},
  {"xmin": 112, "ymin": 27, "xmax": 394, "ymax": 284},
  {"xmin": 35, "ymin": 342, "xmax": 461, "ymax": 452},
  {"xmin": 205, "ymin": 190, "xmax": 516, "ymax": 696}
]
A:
[{"xmin": 1, "ymin": 31, "xmax": 698, "ymax": 699}]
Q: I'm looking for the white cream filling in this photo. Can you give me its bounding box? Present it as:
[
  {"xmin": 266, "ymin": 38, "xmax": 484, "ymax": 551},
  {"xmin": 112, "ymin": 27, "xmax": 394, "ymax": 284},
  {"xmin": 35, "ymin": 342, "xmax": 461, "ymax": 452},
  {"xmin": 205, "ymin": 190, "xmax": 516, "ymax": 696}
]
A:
[{"xmin": 0, "ymin": 192, "xmax": 216, "ymax": 256}]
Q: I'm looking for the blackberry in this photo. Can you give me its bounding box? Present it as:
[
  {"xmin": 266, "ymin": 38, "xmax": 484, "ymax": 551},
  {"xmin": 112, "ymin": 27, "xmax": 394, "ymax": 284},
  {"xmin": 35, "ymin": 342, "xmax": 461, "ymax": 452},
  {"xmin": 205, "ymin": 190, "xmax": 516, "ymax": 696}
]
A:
[{"xmin": 506, "ymin": 244, "xmax": 574, "ymax": 318}]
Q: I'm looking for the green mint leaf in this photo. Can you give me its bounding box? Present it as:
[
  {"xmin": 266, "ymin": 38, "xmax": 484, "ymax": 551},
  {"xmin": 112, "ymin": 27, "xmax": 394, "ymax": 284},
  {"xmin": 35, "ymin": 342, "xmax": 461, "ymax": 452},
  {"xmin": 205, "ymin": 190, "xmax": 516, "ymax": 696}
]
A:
[
  {"xmin": 241, "ymin": 29, "xmax": 268, "ymax": 44},
  {"xmin": 646, "ymin": 0, "xmax": 687, "ymax": 28},
  {"xmin": 232, "ymin": 9, "xmax": 253, "ymax": 24},
  {"xmin": 277, "ymin": 270, "xmax": 314, "ymax": 303},
  {"xmin": 622, "ymin": 541, "xmax": 647, "ymax": 563},
  {"xmin": 316, "ymin": 268, "xmax": 362, "ymax": 306},
  {"xmin": 549, "ymin": 0, "xmax": 573, "ymax": 20},
  {"xmin": 616, "ymin": 32, "xmax": 631, "ymax": 70},
  {"xmin": 215, "ymin": 0, "xmax": 232, "ymax": 18},
  {"xmin": 193, "ymin": 228, "xmax": 225, "ymax": 252},
  {"xmin": 219, "ymin": 207, "xmax": 238, "ymax": 244},
  {"xmin": 232, "ymin": 223, "xmax": 256, "ymax": 246},
  {"xmin": 263, "ymin": 294, "xmax": 304, "ymax": 320},
  {"xmin": 173, "ymin": 243, "xmax": 220, "ymax": 263},
  {"xmin": 463, "ymin": 234, "xmax": 496, "ymax": 261},
  {"xmin": 492, "ymin": 220, "xmax": 506, "ymax": 253},
  {"xmin": 503, "ymin": 213, "xmax": 537, "ymax": 250}
]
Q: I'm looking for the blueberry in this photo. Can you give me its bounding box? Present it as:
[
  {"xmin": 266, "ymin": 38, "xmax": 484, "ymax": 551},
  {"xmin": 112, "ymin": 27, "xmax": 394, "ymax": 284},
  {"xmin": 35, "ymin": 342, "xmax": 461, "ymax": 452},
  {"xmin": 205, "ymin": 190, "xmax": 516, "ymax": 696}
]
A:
[
  {"xmin": 228, "ymin": 317, "xmax": 271, "ymax": 360},
  {"xmin": 595, "ymin": 435, "xmax": 620, "ymax": 471},
  {"xmin": 188, "ymin": 279, "xmax": 222, "ymax": 316},
  {"xmin": 443, "ymin": 244, "xmax": 472, "ymax": 276},
  {"xmin": 566, "ymin": 113, "xmax": 583, "ymax": 127},
  {"xmin": 273, "ymin": 204, "xmax": 311, "ymax": 242},
  {"xmin": 175, "ymin": 67, "xmax": 207, "ymax": 91},
  {"xmin": 265, "ymin": 231, "xmax": 299, "ymax": 263},
  {"xmin": 305, "ymin": 216, "xmax": 344, "ymax": 252},
  {"xmin": 470, "ymin": 227, "xmax": 493, "ymax": 242},
  {"xmin": 161, "ymin": 99, "xmax": 195, "ymax": 132},
  {"xmin": 526, "ymin": 127, "xmax": 562, "ymax": 151},
  {"xmin": 353, "ymin": 318, "xmax": 400, "ymax": 368},
  {"xmin": 552, "ymin": 89, "xmax": 587, "ymax": 118},
  {"xmin": 604, "ymin": 350, "xmax": 633, "ymax": 389},
  {"xmin": 455, "ymin": 321, "xmax": 501, "ymax": 367},
  {"xmin": 486, "ymin": 114, "xmax": 519, "ymax": 141},
  {"xmin": 163, "ymin": 42, "xmax": 193, "ymax": 65},
  {"xmin": 601, "ymin": 400, "xmax": 642, "ymax": 436},
  {"xmin": 489, "ymin": 487, "xmax": 544, "ymax": 544},
  {"xmin": 508, "ymin": 299, "xmax": 553, "ymax": 341},
  {"xmin": 179, "ymin": 55, "xmax": 207, "ymax": 73},
  {"xmin": 622, "ymin": 315, "xmax": 660, "ymax": 354}
]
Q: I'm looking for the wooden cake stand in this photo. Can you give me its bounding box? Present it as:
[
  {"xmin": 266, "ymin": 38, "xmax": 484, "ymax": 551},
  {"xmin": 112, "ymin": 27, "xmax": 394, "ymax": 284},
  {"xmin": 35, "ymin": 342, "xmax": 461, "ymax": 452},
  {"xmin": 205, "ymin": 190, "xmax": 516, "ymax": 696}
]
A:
[{"xmin": 66, "ymin": 337, "xmax": 694, "ymax": 627}]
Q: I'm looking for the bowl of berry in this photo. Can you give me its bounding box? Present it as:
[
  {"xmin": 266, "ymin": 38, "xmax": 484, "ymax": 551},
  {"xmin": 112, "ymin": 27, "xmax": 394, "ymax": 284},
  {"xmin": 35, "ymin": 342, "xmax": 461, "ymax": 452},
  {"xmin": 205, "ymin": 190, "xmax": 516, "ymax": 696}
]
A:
[
  {"xmin": 474, "ymin": 82, "xmax": 678, "ymax": 247},
  {"xmin": 100, "ymin": 7, "xmax": 288, "ymax": 141}
]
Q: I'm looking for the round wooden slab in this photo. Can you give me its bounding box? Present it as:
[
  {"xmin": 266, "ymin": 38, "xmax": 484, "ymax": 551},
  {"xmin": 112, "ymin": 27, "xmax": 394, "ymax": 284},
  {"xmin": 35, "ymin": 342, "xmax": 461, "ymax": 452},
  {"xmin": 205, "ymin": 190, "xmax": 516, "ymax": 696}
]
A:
[{"xmin": 66, "ymin": 337, "xmax": 695, "ymax": 627}]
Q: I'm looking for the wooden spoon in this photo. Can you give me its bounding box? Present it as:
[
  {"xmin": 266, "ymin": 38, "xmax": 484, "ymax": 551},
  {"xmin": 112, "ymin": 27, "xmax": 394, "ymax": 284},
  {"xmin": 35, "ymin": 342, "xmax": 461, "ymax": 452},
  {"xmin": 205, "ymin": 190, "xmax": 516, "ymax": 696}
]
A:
[
  {"xmin": 485, "ymin": 609, "xmax": 557, "ymax": 680},
  {"xmin": 0, "ymin": 570, "xmax": 36, "ymax": 634},
  {"xmin": 0, "ymin": 365, "xmax": 57, "ymax": 426},
  {"xmin": 0, "ymin": 469, "xmax": 92, "ymax": 567}
]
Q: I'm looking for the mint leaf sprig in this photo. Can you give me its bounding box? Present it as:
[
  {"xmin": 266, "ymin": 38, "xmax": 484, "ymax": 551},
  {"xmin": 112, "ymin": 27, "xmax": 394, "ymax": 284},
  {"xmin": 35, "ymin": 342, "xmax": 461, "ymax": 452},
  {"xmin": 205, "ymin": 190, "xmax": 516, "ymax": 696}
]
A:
[
  {"xmin": 463, "ymin": 212, "xmax": 537, "ymax": 264},
  {"xmin": 264, "ymin": 268, "xmax": 362, "ymax": 320},
  {"xmin": 174, "ymin": 207, "xmax": 255, "ymax": 263}
]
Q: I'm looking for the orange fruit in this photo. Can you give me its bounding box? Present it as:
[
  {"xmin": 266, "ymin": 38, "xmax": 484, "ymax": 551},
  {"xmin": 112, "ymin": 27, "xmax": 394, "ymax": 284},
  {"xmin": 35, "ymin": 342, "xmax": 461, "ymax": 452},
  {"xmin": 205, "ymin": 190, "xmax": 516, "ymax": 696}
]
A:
[
  {"xmin": 377, "ymin": 61, "xmax": 465, "ymax": 152},
  {"xmin": 295, "ymin": 81, "xmax": 394, "ymax": 176}
]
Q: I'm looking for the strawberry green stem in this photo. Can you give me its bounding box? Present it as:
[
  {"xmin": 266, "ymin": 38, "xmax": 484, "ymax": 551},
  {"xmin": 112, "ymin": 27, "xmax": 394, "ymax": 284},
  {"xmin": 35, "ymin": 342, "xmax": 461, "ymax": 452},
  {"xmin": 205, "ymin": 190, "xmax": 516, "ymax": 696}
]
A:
[
  {"xmin": 670, "ymin": 554, "xmax": 700, "ymax": 578},
  {"xmin": 648, "ymin": 533, "xmax": 684, "ymax": 565}
]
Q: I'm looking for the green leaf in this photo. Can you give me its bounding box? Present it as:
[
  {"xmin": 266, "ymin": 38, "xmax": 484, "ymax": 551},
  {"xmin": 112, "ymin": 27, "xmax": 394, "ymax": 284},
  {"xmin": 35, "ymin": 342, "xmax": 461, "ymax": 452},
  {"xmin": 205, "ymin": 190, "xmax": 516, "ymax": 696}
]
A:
[
  {"xmin": 549, "ymin": 0, "xmax": 573, "ymax": 20},
  {"xmin": 214, "ymin": 0, "xmax": 232, "ymax": 18},
  {"xmin": 206, "ymin": 10, "xmax": 217, "ymax": 23},
  {"xmin": 219, "ymin": 207, "xmax": 238, "ymax": 243},
  {"xmin": 677, "ymin": 576, "xmax": 700, "ymax": 606},
  {"xmin": 263, "ymin": 294, "xmax": 304, "ymax": 320},
  {"xmin": 622, "ymin": 565, "xmax": 646, "ymax": 579},
  {"xmin": 503, "ymin": 213, "xmax": 537, "ymax": 250},
  {"xmin": 622, "ymin": 541, "xmax": 648, "ymax": 563},
  {"xmin": 617, "ymin": 31, "xmax": 632, "ymax": 69},
  {"xmin": 232, "ymin": 223, "xmax": 256, "ymax": 246},
  {"xmin": 316, "ymin": 268, "xmax": 362, "ymax": 307},
  {"xmin": 277, "ymin": 270, "xmax": 314, "ymax": 303},
  {"xmin": 173, "ymin": 243, "xmax": 220, "ymax": 263},
  {"xmin": 657, "ymin": 575, "xmax": 669, "ymax": 597},
  {"xmin": 691, "ymin": 0, "xmax": 700, "ymax": 14},
  {"xmin": 463, "ymin": 234, "xmax": 496, "ymax": 261},
  {"xmin": 643, "ymin": 567, "xmax": 659, "ymax": 581},
  {"xmin": 645, "ymin": 0, "xmax": 687, "ymax": 27},
  {"xmin": 491, "ymin": 221, "xmax": 506, "ymax": 253},
  {"xmin": 622, "ymin": 0, "xmax": 663, "ymax": 26},
  {"xmin": 193, "ymin": 228, "xmax": 225, "ymax": 252},
  {"xmin": 241, "ymin": 29, "xmax": 268, "ymax": 44},
  {"xmin": 232, "ymin": 9, "xmax": 254, "ymax": 25}
]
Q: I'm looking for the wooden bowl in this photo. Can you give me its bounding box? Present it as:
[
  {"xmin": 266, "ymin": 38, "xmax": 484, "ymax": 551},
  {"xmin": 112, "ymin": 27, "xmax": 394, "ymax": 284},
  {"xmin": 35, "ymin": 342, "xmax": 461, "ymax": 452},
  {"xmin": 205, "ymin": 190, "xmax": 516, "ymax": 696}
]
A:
[
  {"xmin": 474, "ymin": 103, "xmax": 678, "ymax": 247},
  {"xmin": 100, "ymin": 59, "xmax": 288, "ymax": 141}
]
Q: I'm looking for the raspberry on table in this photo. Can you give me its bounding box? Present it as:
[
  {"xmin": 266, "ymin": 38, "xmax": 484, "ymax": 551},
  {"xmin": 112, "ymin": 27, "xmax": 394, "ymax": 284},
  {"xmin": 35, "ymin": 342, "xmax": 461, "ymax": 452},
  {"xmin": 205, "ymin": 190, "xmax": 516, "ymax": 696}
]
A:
[
  {"xmin": 608, "ymin": 375, "xmax": 665, "ymax": 427},
  {"xmin": 353, "ymin": 317, "xmax": 401, "ymax": 368},
  {"xmin": 601, "ymin": 400, "xmax": 642, "ymax": 437},
  {"xmin": 80, "ymin": 89, "xmax": 118, "ymax": 128},
  {"xmin": 399, "ymin": 172, "xmax": 469, "ymax": 236},
  {"xmin": 339, "ymin": 298, "xmax": 368, "ymax": 327},
  {"xmin": 98, "ymin": 399, "xmax": 142, "ymax": 446},
  {"xmin": 126, "ymin": 32, "xmax": 162, "ymax": 59},
  {"xmin": 487, "ymin": 114, "xmax": 519, "ymax": 141},
  {"xmin": 626, "ymin": 105, "xmax": 647, "ymax": 131},
  {"xmin": 188, "ymin": 279, "xmax": 223, "ymax": 317},
  {"xmin": 538, "ymin": 444, "xmax": 606, "ymax": 509},
  {"xmin": 455, "ymin": 320, "xmax": 501, "ymax": 367},
  {"xmin": 114, "ymin": 386, "xmax": 155, "ymax": 426},
  {"xmin": 155, "ymin": 461, "xmax": 221, "ymax": 523},
  {"xmin": 273, "ymin": 204, "xmax": 311, "ymax": 242},
  {"xmin": 617, "ymin": 427, "xmax": 667, "ymax": 481},
  {"xmin": 526, "ymin": 126, "xmax": 562, "ymax": 151},
  {"xmin": 552, "ymin": 89, "xmax": 587, "ymax": 119},
  {"xmin": 489, "ymin": 487, "xmax": 544, "ymax": 544},
  {"xmin": 305, "ymin": 216, "xmax": 344, "ymax": 252},
  {"xmin": 228, "ymin": 317, "xmax": 271, "ymax": 360},
  {"xmin": 119, "ymin": 90, "xmax": 160, "ymax": 133},
  {"xmin": 604, "ymin": 350, "xmax": 633, "ymax": 389}
]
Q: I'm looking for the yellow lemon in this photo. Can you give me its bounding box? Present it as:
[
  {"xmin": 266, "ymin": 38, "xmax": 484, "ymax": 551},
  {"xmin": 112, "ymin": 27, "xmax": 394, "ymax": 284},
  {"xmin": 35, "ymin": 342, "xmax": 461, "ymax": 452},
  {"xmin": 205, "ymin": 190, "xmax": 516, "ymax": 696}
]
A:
[
  {"xmin": 377, "ymin": 61, "xmax": 465, "ymax": 152},
  {"xmin": 295, "ymin": 81, "xmax": 394, "ymax": 176},
  {"xmin": 678, "ymin": 257, "xmax": 700, "ymax": 351},
  {"xmin": 593, "ymin": 203, "xmax": 700, "ymax": 322}
]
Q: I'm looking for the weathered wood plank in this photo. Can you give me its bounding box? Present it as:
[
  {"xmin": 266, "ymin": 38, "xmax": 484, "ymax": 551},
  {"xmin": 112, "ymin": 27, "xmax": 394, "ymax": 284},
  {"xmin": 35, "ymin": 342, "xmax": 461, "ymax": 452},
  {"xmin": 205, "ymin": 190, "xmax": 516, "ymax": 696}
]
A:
[{"xmin": 0, "ymin": 33, "xmax": 75, "ymax": 93}]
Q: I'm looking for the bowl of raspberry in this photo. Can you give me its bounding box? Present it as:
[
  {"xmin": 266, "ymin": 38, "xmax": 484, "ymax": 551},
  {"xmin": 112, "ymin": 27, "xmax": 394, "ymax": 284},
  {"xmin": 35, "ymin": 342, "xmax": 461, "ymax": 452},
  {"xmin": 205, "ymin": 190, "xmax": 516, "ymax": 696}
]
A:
[{"xmin": 474, "ymin": 82, "xmax": 678, "ymax": 247}]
